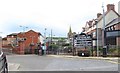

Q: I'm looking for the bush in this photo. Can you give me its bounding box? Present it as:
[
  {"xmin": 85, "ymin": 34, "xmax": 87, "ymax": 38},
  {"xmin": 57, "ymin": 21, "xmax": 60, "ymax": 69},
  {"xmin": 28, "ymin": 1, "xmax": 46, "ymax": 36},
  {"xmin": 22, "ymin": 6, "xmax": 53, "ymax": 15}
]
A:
[
  {"xmin": 108, "ymin": 48, "xmax": 120, "ymax": 57},
  {"xmin": 49, "ymin": 44, "xmax": 58, "ymax": 49}
]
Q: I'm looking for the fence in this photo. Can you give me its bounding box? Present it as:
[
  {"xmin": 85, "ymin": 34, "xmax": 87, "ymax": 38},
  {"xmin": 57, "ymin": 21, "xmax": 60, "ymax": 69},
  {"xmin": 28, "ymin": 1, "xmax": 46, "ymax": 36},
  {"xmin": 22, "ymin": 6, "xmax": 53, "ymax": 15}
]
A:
[
  {"xmin": 0, "ymin": 52, "xmax": 8, "ymax": 73},
  {"xmin": 93, "ymin": 45, "xmax": 120, "ymax": 57}
]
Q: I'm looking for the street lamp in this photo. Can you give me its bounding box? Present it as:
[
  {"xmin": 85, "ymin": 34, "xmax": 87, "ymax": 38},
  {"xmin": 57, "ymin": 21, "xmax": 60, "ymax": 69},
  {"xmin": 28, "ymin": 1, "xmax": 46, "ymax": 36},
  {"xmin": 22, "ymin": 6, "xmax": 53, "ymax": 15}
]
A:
[
  {"xmin": 20, "ymin": 25, "xmax": 28, "ymax": 33},
  {"xmin": 96, "ymin": 20, "xmax": 99, "ymax": 57},
  {"xmin": 72, "ymin": 35, "xmax": 75, "ymax": 56},
  {"xmin": 102, "ymin": 4, "xmax": 106, "ymax": 48},
  {"xmin": 44, "ymin": 28, "xmax": 47, "ymax": 55},
  {"xmin": 51, "ymin": 29, "xmax": 53, "ymax": 54},
  {"xmin": 102, "ymin": 4, "xmax": 107, "ymax": 57}
]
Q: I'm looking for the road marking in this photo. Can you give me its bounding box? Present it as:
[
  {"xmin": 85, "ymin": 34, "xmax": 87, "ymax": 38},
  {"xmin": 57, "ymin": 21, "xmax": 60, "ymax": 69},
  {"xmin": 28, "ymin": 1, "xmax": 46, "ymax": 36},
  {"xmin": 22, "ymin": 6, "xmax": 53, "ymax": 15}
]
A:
[
  {"xmin": 48, "ymin": 55, "xmax": 120, "ymax": 64},
  {"xmin": 107, "ymin": 60, "xmax": 120, "ymax": 64}
]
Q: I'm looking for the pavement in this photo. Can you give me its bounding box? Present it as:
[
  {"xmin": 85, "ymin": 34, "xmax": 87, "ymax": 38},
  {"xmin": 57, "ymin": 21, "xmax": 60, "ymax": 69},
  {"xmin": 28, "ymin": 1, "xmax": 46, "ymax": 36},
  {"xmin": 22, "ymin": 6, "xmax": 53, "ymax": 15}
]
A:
[
  {"xmin": 8, "ymin": 63, "xmax": 20, "ymax": 71},
  {"xmin": 47, "ymin": 55, "xmax": 120, "ymax": 64}
]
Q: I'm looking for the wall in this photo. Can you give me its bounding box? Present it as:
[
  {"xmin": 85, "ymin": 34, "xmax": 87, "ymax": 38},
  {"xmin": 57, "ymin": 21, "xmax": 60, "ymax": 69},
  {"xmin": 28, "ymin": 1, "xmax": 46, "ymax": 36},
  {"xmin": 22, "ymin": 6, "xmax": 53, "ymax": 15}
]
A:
[
  {"xmin": 115, "ymin": 23, "xmax": 120, "ymax": 30},
  {"xmin": 2, "ymin": 40, "xmax": 8, "ymax": 46},
  {"xmin": 7, "ymin": 37, "xmax": 16, "ymax": 45},
  {"xmin": 116, "ymin": 37, "xmax": 120, "ymax": 46},
  {"xmin": 17, "ymin": 30, "xmax": 40, "ymax": 54}
]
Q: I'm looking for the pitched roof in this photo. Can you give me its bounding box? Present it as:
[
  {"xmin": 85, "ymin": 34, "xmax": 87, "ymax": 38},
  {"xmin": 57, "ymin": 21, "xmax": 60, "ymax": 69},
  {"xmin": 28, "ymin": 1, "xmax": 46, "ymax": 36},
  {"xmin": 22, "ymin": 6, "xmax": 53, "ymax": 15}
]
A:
[
  {"xmin": 97, "ymin": 10, "xmax": 120, "ymax": 22},
  {"xmin": 7, "ymin": 33, "xmax": 18, "ymax": 36},
  {"xmin": 2, "ymin": 37, "xmax": 7, "ymax": 40},
  {"xmin": 18, "ymin": 30, "xmax": 41, "ymax": 35},
  {"xmin": 105, "ymin": 17, "xmax": 120, "ymax": 28}
]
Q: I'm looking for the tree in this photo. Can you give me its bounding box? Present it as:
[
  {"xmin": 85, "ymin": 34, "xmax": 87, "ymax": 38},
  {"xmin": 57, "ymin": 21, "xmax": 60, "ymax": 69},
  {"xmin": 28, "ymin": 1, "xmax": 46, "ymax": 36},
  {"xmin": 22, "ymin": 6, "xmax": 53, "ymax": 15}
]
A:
[
  {"xmin": 49, "ymin": 44, "xmax": 59, "ymax": 49},
  {"xmin": 49, "ymin": 44, "xmax": 59, "ymax": 54}
]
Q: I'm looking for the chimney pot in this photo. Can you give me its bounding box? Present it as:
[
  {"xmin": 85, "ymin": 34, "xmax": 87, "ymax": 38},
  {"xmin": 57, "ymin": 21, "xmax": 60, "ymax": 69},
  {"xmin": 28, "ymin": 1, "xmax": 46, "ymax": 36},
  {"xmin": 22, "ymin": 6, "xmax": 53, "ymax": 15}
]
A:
[
  {"xmin": 97, "ymin": 13, "xmax": 102, "ymax": 18},
  {"xmin": 107, "ymin": 4, "xmax": 115, "ymax": 11}
]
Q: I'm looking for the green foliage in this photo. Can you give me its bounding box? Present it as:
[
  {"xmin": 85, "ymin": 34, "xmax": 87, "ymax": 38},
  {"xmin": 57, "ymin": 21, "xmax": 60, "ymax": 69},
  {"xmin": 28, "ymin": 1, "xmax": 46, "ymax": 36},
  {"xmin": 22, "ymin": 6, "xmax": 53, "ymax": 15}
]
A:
[
  {"xmin": 99, "ymin": 48, "xmax": 103, "ymax": 52},
  {"xmin": 108, "ymin": 47, "xmax": 120, "ymax": 57},
  {"xmin": 49, "ymin": 44, "xmax": 59, "ymax": 49},
  {"xmin": 68, "ymin": 46, "xmax": 72, "ymax": 49}
]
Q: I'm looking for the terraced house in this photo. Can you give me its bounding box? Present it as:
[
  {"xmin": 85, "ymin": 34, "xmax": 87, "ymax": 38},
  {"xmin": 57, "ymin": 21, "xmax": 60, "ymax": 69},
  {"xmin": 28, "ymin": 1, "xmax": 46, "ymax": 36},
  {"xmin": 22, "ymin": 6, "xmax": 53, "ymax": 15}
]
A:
[{"xmin": 82, "ymin": 3, "xmax": 120, "ymax": 55}]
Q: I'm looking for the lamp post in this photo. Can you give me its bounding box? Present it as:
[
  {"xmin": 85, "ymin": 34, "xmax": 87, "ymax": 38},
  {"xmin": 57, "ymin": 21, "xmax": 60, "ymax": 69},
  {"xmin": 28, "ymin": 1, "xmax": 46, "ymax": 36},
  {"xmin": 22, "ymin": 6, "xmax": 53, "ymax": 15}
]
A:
[
  {"xmin": 51, "ymin": 29, "xmax": 53, "ymax": 54},
  {"xmin": 72, "ymin": 35, "xmax": 75, "ymax": 56},
  {"xmin": 44, "ymin": 28, "xmax": 47, "ymax": 55},
  {"xmin": 102, "ymin": 4, "xmax": 107, "ymax": 57},
  {"xmin": 20, "ymin": 26, "xmax": 28, "ymax": 33},
  {"xmin": 102, "ymin": 4, "xmax": 105, "ymax": 47},
  {"xmin": 96, "ymin": 20, "xmax": 99, "ymax": 57}
]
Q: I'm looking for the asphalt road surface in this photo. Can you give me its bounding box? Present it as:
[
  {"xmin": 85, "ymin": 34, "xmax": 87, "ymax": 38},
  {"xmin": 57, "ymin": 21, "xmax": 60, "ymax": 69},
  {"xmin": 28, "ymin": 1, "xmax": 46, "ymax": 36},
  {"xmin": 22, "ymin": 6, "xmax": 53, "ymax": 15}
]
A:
[{"xmin": 6, "ymin": 55, "xmax": 118, "ymax": 71}]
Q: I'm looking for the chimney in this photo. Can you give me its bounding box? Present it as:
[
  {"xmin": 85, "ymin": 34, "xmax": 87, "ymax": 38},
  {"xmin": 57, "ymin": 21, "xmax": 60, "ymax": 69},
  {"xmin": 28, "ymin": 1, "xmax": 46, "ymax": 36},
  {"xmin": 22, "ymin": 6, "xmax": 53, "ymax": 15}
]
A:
[
  {"xmin": 97, "ymin": 13, "xmax": 102, "ymax": 18},
  {"xmin": 107, "ymin": 4, "xmax": 115, "ymax": 11},
  {"xmin": 88, "ymin": 20, "xmax": 93, "ymax": 28}
]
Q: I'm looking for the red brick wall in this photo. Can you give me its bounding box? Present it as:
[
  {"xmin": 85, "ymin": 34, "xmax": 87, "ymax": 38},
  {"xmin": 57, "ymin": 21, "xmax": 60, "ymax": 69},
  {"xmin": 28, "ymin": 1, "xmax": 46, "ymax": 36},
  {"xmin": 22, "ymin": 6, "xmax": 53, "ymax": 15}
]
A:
[
  {"xmin": 2, "ymin": 40, "xmax": 8, "ymax": 46},
  {"xmin": 116, "ymin": 37, "xmax": 120, "ymax": 46},
  {"xmin": 17, "ymin": 30, "xmax": 40, "ymax": 54},
  {"xmin": 115, "ymin": 23, "xmax": 120, "ymax": 30},
  {"xmin": 115, "ymin": 23, "xmax": 120, "ymax": 46}
]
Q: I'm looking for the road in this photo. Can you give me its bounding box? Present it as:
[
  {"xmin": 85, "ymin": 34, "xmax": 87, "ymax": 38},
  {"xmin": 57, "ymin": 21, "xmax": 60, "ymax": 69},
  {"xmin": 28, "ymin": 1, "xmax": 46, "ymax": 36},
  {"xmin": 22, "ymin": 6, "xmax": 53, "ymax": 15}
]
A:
[{"xmin": 6, "ymin": 55, "xmax": 118, "ymax": 71}]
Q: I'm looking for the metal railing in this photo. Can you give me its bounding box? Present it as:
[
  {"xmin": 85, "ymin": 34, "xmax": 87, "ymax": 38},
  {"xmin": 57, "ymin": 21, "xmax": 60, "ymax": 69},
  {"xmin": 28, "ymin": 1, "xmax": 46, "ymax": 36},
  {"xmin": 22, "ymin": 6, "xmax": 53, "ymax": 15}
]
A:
[{"xmin": 0, "ymin": 52, "xmax": 8, "ymax": 73}]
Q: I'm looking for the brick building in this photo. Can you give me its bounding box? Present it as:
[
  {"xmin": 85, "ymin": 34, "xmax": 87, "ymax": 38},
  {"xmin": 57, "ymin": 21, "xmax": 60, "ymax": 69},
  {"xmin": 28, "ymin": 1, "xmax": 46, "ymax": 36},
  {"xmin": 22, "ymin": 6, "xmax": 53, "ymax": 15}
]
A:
[
  {"xmin": 82, "ymin": 3, "xmax": 120, "ymax": 48},
  {"xmin": 2, "ymin": 33, "xmax": 17, "ymax": 47},
  {"xmin": 2, "ymin": 33, "xmax": 18, "ymax": 53},
  {"xmin": 17, "ymin": 30, "xmax": 41, "ymax": 54},
  {"xmin": 2, "ymin": 30, "xmax": 42, "ymax": 54},
  {"xmin": 105, "ymin": 17, "xmax": 120, "ymax": 46}
]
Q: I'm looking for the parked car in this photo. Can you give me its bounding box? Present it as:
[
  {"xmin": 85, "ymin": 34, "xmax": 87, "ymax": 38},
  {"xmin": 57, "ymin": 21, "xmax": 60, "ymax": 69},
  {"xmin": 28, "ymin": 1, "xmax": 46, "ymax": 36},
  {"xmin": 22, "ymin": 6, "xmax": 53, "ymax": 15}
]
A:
[{"xmin": 0, "ymin": 50, "xmax": 8, "ymax": 73}]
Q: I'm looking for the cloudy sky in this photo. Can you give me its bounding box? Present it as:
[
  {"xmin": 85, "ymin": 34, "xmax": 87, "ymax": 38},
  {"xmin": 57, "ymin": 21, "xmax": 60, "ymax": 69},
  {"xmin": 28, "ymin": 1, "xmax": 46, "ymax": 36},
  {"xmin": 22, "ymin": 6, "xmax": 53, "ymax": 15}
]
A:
[{"xmin": 0, "ymin": 0, "xmax": 119, "ymax": 37}]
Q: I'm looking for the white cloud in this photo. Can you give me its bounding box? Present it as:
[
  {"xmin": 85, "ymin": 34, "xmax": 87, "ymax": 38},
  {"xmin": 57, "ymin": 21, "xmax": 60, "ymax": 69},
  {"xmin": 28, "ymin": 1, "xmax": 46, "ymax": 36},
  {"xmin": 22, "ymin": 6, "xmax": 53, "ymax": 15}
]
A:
[{"xmin": 0, "ymin": 0, "xmax": 119, "ymax": 37}]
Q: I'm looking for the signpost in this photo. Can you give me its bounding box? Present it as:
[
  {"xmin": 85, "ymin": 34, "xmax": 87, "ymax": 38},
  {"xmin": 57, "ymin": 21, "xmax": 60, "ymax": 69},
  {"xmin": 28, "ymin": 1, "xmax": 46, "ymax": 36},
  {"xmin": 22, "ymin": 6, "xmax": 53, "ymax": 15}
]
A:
[{"xmin": 73, "ymin": 33, "xmax": 92, "ymax": 56}]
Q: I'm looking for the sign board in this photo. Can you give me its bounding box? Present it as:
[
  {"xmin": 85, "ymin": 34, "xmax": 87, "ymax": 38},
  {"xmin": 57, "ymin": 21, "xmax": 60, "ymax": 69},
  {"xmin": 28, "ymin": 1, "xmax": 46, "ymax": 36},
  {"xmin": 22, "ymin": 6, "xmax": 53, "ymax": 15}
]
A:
[{"xmin": 73, "ymin": 34, "xmax": 92, "ymax": 49}]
